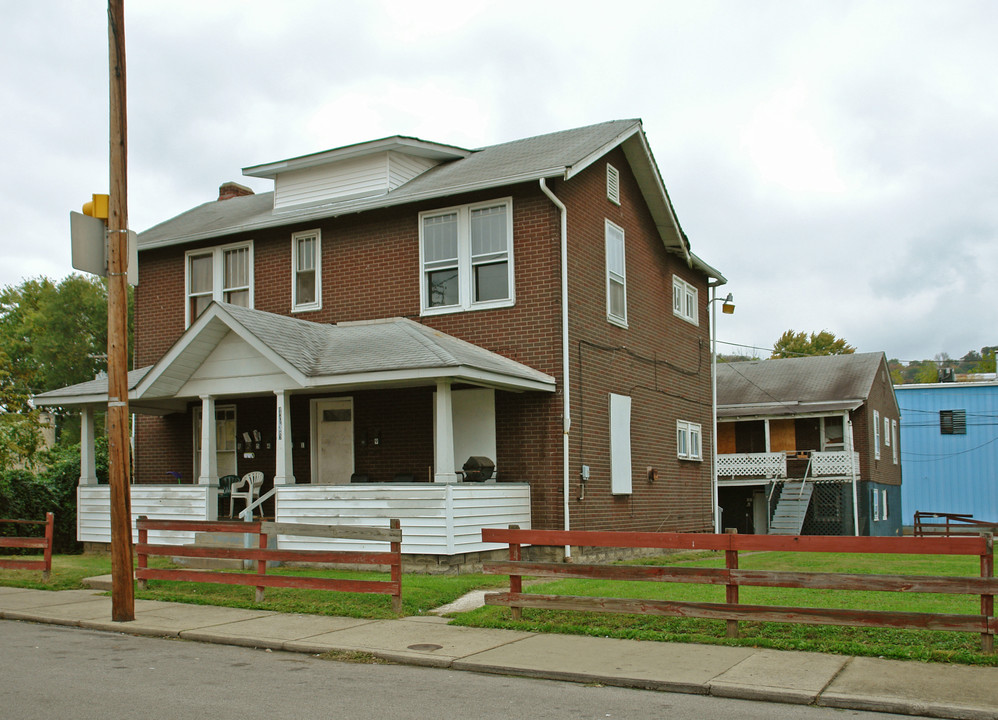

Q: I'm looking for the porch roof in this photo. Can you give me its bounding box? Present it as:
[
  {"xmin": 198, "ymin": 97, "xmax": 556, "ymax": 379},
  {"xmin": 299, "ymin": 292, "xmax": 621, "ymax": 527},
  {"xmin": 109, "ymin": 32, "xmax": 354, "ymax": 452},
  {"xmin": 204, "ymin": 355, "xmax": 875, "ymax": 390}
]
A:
[
  {"xmin": 718, "ymin": 399, "xmax": 864, "ymax": 420},
  {"xmin": 33, "ymin": 303, "xmax": 556, "ymax": 411}
]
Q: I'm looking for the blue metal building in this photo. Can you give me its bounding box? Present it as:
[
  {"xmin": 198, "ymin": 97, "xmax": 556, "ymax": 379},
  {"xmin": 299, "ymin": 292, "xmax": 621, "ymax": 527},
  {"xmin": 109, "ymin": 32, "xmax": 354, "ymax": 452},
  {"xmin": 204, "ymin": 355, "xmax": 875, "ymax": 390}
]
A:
[{"xmin": 896, "ymin": 380, "xmax": 998, "ymax": 527}]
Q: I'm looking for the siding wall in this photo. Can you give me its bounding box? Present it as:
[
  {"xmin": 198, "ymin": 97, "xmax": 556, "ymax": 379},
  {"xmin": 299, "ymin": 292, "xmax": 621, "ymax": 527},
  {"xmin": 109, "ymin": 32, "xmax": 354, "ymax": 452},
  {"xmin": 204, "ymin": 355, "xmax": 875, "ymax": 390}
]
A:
[
  {"xmin": 897, "ymin": 382, "xmax": 998, "ymax": 524},
  {"xmin": 78, "ymin": 484, "xmax": 211, "ymax": 544}
]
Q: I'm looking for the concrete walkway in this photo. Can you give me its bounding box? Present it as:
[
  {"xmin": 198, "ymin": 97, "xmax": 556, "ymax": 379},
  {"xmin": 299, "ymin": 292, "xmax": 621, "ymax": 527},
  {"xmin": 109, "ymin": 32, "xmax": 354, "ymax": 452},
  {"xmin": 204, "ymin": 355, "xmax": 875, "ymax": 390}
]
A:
[{"xmin": 1, "ymin": 584, "xmax": 996, "ymax": 719}]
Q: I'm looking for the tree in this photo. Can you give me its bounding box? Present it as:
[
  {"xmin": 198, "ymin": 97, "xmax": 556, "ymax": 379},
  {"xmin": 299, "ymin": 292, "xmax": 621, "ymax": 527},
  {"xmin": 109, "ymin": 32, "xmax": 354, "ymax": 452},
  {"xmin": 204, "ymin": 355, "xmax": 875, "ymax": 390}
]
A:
[
  {"xmin": 771, "ymin": 330, "xmax": 856, "ymax": 359},
  {"xmin": 0, "ymin": 275, "xmax": 130, "ymax": 452}
]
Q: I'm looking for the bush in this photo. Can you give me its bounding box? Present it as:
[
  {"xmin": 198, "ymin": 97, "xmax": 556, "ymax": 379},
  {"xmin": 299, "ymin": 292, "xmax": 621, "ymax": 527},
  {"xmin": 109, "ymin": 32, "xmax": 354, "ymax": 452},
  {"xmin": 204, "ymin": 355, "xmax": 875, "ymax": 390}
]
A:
[{"xmin": 0, "ymin": 437, "xmax": 108, "ymax": 554}]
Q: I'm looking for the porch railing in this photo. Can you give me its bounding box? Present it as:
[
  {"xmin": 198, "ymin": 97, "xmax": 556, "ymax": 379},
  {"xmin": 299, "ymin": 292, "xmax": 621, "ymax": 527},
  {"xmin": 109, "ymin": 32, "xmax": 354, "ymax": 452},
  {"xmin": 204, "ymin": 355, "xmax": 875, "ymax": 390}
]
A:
[
  {"xmin": 717, "ymin": 452, "xmax": 786, "ymax": 478},
  {"xmin": 717, "ymin": 451, "xmax": 859, "ymax": 479}
]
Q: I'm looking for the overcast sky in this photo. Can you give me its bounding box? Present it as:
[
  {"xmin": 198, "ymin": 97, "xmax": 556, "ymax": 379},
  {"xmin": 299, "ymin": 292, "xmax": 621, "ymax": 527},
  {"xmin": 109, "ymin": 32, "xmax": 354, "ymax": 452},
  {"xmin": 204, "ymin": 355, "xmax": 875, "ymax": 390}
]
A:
[{"xmin": 3, "ymin": 0, "xmax": 996, "ymax": 363}]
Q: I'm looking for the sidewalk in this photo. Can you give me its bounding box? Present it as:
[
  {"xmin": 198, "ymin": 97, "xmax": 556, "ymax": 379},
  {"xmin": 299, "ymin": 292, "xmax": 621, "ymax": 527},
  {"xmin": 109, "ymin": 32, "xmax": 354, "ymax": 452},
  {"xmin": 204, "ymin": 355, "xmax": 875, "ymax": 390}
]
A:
[{"xmin": 1, "ymin": 584, "xmax": 995, "ymax": 719}]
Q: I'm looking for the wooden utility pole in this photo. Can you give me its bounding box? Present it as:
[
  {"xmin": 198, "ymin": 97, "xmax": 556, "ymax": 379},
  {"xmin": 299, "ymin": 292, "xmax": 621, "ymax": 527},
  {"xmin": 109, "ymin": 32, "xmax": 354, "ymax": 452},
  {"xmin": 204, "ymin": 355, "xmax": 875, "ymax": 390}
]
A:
[{"xmin": 107, "ymin": 0, "xmax": 134, "ymax": 621}]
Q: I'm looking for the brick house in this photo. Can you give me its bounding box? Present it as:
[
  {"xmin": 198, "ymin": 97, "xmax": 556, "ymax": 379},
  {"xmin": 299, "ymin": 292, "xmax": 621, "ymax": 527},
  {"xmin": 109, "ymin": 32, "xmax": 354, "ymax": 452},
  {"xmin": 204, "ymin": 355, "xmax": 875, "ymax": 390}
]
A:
[
  {"xmin": 716, "ymin": 352, "xmax": 903, "ymax": 537},
  {"xmin": 37, "ymin": 119, "xmax": 725, "ymax": 563}
]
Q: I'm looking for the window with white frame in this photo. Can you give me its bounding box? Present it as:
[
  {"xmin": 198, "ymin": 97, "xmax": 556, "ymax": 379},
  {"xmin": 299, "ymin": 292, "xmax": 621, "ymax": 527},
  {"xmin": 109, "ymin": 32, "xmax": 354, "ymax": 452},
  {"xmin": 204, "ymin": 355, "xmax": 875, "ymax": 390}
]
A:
[
  {"xmin": 891, "ymin": 419, "xmax": 898, "ymax": 463},
  {"xmin": 606, "ymin": 164, "xmax": 620, "ymax": 205},
  {"xmin": 677, "ymin": 420, "xmax": 703, "ymax": 461},
  {"xmin": 186, "ymin": 242, "xmax": 253, "ymax": 326},
  {"xmin": 873, "ymin": 409, "xmax": 881, "ymax": 460},
  {"xmin": 605, "ymin": 220, "xmax": 627, "ymax": 326},
  {"xmin": 609, "ymin": 394, "xmax": 632, "ymax": 494},
  {"xmin": 884, "ymin": 416, "xmax": 891, "ymax": 447},
  {"xmin": 672, "ymin": 276, "xmax": 698, "ymax": 325},
  {"xmin": 872, "ymin": 487, "xmax": 879, "ymax": 520},
  {"xmin": 420, "ymin": 199, "xmax": 513, "ymax": 313},
  {"xmin": 292, "ymin": 229, "xmax": 321, "ymax": 312}
]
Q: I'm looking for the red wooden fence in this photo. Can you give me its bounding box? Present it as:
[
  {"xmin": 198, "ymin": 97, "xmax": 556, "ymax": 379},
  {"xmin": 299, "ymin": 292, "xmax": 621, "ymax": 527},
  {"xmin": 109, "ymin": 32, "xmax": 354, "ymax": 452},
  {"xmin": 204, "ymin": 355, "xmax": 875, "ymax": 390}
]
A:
[
  {"xmin": 481, "ymin": 528, "xmax": 997, "ymax": 653},
  {"xmin": 135, "ymin": 517, "xmax": 402, "ymax": 613},
  {"xmin": 0, "ymin": 513, "xmax": 54, "ymax": 579}
]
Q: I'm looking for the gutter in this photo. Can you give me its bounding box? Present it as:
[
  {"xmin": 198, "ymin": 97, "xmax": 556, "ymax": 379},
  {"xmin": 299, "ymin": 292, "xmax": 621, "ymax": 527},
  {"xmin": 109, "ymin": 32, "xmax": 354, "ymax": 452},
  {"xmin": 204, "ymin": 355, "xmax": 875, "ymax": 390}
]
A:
[{"xmin": 539, "ymin": 178, "xmax": 572, "ymax": 560}]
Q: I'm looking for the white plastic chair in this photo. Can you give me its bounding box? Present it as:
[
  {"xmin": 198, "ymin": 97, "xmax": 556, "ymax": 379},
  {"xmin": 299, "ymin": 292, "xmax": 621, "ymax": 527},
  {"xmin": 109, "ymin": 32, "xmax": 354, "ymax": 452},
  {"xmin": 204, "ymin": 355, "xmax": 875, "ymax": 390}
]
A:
[{"xmin": 229, "ymin": 471, "xmax": 264, "ymax": 519}]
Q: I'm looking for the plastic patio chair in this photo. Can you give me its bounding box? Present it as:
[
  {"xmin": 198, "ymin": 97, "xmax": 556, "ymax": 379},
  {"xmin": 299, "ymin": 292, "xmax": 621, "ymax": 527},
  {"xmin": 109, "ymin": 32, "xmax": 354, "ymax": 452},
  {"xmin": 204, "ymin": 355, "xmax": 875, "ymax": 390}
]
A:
[{"xmin": 229, "ymin": 471, "xmax": 264, "ymax": 519}]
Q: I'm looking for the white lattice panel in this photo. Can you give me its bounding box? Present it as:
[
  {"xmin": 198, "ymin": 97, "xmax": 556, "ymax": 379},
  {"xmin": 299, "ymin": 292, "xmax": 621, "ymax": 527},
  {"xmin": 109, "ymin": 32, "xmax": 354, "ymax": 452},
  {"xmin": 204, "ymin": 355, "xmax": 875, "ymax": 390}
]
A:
[
  {"xmin": 811, "ymin": 451, "xmax": 860, "ymax": 476},
  {"xmin": 717, "ymin": 452, "xmax": 786, "ymax": 478}
]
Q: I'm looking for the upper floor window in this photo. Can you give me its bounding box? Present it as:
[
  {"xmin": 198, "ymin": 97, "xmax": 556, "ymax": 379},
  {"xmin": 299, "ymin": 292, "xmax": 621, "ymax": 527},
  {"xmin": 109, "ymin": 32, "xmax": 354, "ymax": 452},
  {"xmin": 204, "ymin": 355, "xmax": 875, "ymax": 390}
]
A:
[
  {"xmin": 673, "ymin": 276, "xmax": 698, "ymax": 325},
  {"xmin": 677, "ymin": 420, "xmax": 703, "ymax": 461},
  {"xmin": 420, "ymin": 198, "xmax": 514, "ymax": 314},
  {"xmin": 940, "ymin": 409, "xmax": 967, "ymax": 435},
  {"xmin": 186, "ymin": 242, "xmax": 253, "ymax": 326},
  {"xmin": 292, "ymin": 229, "xmax": 321, "ymax": 312},
  {"xmin": 873, "ymin": 409, "xmax": 880, "ymax": 459},
  {"xmin": 605, "ymin": 220, "xmax": 627, "ymax": 326},
  {"xmin": 606, "ymin": 164, "xmax": 620, "ymax": 205}
]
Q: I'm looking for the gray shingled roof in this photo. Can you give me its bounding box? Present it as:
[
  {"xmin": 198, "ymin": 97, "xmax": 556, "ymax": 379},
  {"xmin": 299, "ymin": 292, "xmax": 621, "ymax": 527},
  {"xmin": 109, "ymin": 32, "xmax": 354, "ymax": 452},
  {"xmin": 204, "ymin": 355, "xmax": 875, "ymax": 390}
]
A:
[
  {"xmin": 139, "ymin": 119, "xmax": 642, "ymax": 249},
  {"xmin": 35, "ymin": 303, "xmax": 555, "ymax": 409},
  {"xmin": 717, "ymin": 352, "xmax": 886, "ymax": 417}
]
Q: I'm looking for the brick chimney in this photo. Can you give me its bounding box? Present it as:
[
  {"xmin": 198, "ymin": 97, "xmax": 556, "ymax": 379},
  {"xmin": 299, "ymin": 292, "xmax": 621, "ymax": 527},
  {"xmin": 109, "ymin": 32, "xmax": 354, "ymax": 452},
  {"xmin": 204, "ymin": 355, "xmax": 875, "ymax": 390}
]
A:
[{"xmin": 218, "ymin": 181, "xmax": 254, "ymax": 201}]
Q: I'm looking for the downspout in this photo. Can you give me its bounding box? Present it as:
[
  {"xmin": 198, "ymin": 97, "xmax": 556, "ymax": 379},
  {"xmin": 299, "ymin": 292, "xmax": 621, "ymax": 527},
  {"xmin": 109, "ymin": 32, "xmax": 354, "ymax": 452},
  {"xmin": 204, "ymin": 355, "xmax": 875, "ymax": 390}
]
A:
[
  {"xmin": 847, "ymin": 413, "xmax": 859, "ymax": 535},
  {"xmin": 539, "ymin": 178, "xmax": 572, "ymax": 561}
]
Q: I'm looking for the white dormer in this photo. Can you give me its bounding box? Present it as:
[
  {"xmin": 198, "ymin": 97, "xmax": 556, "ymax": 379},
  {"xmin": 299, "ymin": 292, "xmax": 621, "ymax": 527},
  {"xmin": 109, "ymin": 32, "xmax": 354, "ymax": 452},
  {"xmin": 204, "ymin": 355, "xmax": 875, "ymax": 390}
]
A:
[{"xmin": 243, "ymin": 136, "xmax": 471, "ymax": 211}]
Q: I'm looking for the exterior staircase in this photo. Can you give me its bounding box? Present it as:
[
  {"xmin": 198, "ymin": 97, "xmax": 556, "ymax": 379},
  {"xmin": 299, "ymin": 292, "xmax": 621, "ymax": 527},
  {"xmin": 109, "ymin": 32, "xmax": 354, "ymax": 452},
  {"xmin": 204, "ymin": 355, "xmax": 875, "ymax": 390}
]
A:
[{"xmin": 769, "ymin": 481, "xmax": 813, "ymax": 535}]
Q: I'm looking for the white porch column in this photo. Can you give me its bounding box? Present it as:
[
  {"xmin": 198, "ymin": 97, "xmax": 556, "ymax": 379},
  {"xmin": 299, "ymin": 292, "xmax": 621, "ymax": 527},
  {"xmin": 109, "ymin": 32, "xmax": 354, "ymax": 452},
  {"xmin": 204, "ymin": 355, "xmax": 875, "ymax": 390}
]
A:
[
  {"xmin": 79, "ymin": 406, "xmax": 97, "ymax": 486},
  {"xmin": 198, "ymin": 395, "xmax": 218, "ymax": 485},
  {"xmin": 434, "ymin": 379, "xmax": 460, "ymax": 483},
  {"xmin": 274, "ymin": 390, "xmax": 294, "ymax": 485}
]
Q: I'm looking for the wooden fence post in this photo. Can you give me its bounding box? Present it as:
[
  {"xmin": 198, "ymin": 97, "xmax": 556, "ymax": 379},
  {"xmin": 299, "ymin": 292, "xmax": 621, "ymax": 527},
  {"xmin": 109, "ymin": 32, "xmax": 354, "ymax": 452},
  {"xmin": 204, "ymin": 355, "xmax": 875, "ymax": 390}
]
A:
[
  {"xmin": 981, "ymin": 533, "xmax": 994, "ymax": 653},
  {"xmin": 42, "ymin": 512, "xmax": 54, "ymax": 580},
  {"xmin": 390, "ymin": 519, "xmax": 402, "ymax": 614},
  {"xmin": 255, "ymin": 526, "xmax": 267, "ymax": 603},
  {"xmin": 724, "ymin": 528, "xmax": 739, "ymax": 638},
  {"xmin": 136, "ymin": 516, "xmax": 148, "ymax": 590},
  {"xmin": 509, "ymin": 524, "xmax": 522, "ymax": 621}
]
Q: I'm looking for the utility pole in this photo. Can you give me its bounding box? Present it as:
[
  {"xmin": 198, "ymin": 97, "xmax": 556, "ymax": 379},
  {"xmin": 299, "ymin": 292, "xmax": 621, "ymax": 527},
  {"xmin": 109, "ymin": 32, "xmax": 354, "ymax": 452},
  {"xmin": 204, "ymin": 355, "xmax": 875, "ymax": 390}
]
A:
[{"xmin": 106, "ymin": 0, "xmax": 134, "ymax": 621}]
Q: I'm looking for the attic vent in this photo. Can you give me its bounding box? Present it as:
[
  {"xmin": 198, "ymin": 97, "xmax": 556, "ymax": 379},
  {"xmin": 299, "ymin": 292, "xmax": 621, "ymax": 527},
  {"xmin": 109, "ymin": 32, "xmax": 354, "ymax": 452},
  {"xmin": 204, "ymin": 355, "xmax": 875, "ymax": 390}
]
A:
[
  {"xmin": 606, "ymin": 164, "xmax": 620, "ymax": 205},
  {"xmin": 939, "ymin": 409, "xmax": 966, "ymax": 435}
]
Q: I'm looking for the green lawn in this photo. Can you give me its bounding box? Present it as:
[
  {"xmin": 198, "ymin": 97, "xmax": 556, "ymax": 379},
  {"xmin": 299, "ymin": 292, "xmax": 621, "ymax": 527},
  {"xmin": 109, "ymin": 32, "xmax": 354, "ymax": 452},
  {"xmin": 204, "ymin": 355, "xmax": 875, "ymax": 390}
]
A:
[
  {"xmin": 0, "ymin": 553, "xmax": 506, "ymax": 618},
  {"xmin": 448, "ymin": 550, "xmax": 998, "ymax": 666}
]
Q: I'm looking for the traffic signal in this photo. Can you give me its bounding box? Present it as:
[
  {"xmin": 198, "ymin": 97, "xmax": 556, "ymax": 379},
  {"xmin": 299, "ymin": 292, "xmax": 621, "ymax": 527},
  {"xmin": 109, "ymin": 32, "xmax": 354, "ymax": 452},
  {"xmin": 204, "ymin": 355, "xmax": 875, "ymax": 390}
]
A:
[{"xmin": 82, "ymin": 193, "xmax": 109, "ymax": 220}]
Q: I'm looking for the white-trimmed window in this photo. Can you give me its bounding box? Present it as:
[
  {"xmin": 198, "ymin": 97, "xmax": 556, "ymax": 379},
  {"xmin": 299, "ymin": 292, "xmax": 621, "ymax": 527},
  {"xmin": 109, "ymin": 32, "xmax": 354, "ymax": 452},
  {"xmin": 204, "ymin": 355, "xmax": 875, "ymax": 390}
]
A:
[
  {"xmin": 292, "ymin": 229, "xmax": 321, "ymax": 312},
  {"xmin": 872, "ymin": 488, "xmax": 880, "ymax": 520},
  {"xmin": 884, "ymin": 416, "xmax": 891, "ymax": 447},
  {"xmin": 605, "ymin": 220, "xmax": 627, "ymax": 326},
  {"xmin": 186, "ymin": 242, "xmax": 253, "ymax": 326},
  {"xmin": 673, "ymin": 276, "xmax": 698, "ymax": 325},
  {"xmin": 606, "ymin": 164, "xmax": 620, "ymax": 205},
  {"xmin": 873, "ymin": 409, "xmax": 881, "ymax": 460},
  {"xmin": 420, "ymin": 198, "xmax": 514, "ymax": 314},
  {"xmin": 609, "ymin": 394, "xmax": 632, "ymax": 495},
  {"xmin": 677, "ymin": 420, "xmax": 703, "ymax": 461},
  {"xmin": 891, "ymin": 419, "xmax": 898, "ymax": 464}
]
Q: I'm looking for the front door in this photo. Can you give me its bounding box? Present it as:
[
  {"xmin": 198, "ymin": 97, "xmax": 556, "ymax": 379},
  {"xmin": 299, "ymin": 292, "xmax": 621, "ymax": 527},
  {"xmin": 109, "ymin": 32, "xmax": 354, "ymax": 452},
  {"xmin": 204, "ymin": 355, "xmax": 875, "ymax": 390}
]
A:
[{"xmin": 313, "ymin": 398, "xmax": 354, "ymax": 484}]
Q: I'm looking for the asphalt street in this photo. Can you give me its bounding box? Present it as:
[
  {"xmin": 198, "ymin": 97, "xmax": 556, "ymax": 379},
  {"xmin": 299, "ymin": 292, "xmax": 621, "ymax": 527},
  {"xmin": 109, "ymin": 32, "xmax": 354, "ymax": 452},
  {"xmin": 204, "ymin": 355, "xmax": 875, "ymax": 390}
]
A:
[{"xmin": 1, "ymin": 620, "xmax": 930, "ymax": 720}]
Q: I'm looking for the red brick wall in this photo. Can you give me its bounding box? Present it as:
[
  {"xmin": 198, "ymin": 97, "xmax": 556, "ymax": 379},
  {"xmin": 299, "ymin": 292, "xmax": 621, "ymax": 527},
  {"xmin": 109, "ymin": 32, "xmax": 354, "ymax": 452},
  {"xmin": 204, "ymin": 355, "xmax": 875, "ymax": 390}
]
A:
[{"xmin": 132, "ymin": 149, "xmax": 715, "ymax": 532}]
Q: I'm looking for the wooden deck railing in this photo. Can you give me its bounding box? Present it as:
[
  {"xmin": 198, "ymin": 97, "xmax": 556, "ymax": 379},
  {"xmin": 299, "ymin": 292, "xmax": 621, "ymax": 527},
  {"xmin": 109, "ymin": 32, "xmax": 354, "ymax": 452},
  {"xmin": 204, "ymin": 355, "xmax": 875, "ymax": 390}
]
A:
[
  {"xmin": 136, "ymin": 517, "xmax": 402, "ymax": 613},
  {"xmin": 914, "ymin": 512, "xmax": 998, "ymax": 537},
  {"xmin": 0, "ymin": 513, "xmax": 54, "ymax": 579},
  {"xmin": 481, "ymin": 528, "xmax": 997, "ymax": 653}
]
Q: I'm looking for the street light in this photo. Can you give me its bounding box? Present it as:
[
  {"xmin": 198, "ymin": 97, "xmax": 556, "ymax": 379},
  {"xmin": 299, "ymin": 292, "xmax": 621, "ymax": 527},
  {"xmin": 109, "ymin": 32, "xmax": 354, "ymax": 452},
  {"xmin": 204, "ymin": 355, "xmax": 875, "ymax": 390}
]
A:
[{"xmin": 709, "ymin": 289, "xmax": 735, "ymax": 533}]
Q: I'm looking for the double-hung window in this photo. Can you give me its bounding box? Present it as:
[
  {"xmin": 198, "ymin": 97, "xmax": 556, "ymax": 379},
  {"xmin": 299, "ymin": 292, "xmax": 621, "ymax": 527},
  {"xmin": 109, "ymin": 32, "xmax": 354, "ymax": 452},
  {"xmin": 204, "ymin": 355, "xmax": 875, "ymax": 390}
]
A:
[
  {"xmin": 677, "ymin": 420, "xmax": 702, "ymax": 461},
  {"xmin": 292, "ymin": 229, "xmax": 321, "ymax": 312},
  {"xmin": 605, "ymin": 220, "xmax": 627, "ymax": 326},
  {"xmin": 186, "ymin": 242, "xmax": 253, "ymax": 326},
  {"xmin": 673, "ymin": 276, "xmax": 698, "ymax": 325},
  {"xmin": 420, "ymin": 198, "xmax": 513, "ymax": 314},
  {"xmin": 873, "ymin": 410, "xmax": 881, "ymax": 459}
]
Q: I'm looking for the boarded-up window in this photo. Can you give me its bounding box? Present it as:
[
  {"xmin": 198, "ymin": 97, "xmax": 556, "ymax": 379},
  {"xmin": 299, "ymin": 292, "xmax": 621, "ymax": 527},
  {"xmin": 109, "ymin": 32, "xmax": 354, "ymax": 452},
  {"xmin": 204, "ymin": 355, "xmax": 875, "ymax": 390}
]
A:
[{"xmin": 609, "ymin": 394, "xmax": 632, "ymax": 495}]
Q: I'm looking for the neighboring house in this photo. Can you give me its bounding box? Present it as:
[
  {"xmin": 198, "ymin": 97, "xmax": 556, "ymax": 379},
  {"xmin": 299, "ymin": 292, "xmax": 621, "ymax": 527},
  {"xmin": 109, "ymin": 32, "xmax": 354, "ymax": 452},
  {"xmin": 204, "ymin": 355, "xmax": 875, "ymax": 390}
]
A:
[
  {"xmin": 896, "ymin": 380, "xmax": 998, "ymax": 526},
  {"xmin": 716, "ymin": 353, "xmax": 902, "ymax": 537},
  {"xmin": 36, "ymin": 119, "xmax": 725, "ymax": 562}
]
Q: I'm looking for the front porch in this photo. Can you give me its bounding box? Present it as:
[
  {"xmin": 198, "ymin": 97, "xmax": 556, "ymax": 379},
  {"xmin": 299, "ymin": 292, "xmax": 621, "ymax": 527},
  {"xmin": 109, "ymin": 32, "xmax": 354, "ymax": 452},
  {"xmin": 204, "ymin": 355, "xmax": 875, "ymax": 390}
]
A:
[{"xmin": 77, "ymin": 482, "xmax": 530, "ymax": 556}]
